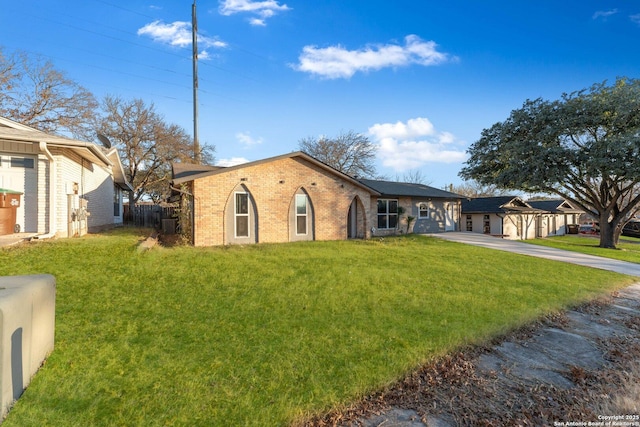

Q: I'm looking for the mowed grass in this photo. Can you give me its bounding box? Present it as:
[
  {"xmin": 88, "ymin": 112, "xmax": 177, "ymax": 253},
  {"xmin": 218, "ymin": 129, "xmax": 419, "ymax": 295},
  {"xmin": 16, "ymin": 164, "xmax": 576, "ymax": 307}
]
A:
[
  {"xmin": 525, "ymin": 234, "xmax": 640, "ymax": 263},
  {"xmin": 0, "ymin": 229, "xmax": 635, "ymax": 426}
]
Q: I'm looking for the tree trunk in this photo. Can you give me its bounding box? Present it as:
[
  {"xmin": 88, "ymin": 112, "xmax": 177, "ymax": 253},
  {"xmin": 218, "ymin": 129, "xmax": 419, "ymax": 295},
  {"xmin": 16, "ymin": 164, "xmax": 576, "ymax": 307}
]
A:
[
  {"xmin": 598, "ymin": 219, "xmax": 617, "ymax": 249},
  {"xmin": 128, "ymin": 190, "xmax": 135, "ymax": 223}
]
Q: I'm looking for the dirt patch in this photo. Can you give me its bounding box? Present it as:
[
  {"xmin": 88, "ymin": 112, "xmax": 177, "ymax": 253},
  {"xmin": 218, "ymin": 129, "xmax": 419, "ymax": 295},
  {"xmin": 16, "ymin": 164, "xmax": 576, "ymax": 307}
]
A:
[
  {"xmin": 302, "ymin": 285, "xmax": 640, "ymax": 426},
  {"xmin": 158, "ymin": 232, "xmax": 188, "ymax": 247}
]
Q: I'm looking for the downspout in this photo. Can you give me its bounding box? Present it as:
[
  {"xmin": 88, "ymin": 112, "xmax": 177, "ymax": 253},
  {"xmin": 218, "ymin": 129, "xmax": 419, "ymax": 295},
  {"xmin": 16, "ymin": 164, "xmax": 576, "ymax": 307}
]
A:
[
  {"xmin": 170, "ymin": 185, "xmax": 195, "ymax": 245},
  {"xmin": 37, "ymin": 141, "xmax": 57, "ymax": 239}
]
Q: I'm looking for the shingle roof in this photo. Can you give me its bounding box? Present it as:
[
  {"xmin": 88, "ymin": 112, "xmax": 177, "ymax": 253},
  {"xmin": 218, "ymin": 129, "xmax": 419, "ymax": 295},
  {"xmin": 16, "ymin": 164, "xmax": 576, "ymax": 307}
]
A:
[
  {"xmin": 0, "ymin": 116, "xmax": 111, "ymax": 167},
  {"xmin": 171, "ymin": 162, "xmax": 223, "ymax": 182},
  {"xmin": 171, "ymin": 152, "xmax": 380, "ymax": 195},
  {"xmin": 527, "ymin": 199, "xmax": 582, "ymax": 213},
  {"xmin": 358, "ymin": 179, "xmax": 465, "ymax": 199},
  {"xmin": 462, "ymin": 196, "xmax": 542, "ymax": 213}
]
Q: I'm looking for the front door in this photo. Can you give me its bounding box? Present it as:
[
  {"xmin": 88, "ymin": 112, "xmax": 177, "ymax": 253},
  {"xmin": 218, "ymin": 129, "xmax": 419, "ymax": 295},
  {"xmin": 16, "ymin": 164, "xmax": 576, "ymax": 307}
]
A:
[{"xmin": 445, "ymin": 203, "xmax": 457, "ymax": 231}]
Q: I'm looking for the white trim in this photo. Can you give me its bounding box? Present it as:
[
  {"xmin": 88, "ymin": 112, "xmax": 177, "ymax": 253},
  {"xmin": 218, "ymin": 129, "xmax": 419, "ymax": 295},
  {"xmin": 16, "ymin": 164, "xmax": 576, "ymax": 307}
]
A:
[
  {"xmin": 234, "ymin": 191, "xmax": 250, "ymax": 238},
  {"xmin": 418, "ymin": 202, "xmax": 429, "ymax": 219},
  {"xmin": 295, "ymin": 194, "xmax": 308, "ymax": 236}
]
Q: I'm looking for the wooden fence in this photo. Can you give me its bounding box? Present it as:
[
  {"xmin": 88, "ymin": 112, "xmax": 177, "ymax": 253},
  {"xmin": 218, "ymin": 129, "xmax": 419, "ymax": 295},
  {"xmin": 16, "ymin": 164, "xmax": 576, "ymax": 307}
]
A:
[{"xmin": 124, "ymin": 204, "xmax": 177, "ymax": 228}]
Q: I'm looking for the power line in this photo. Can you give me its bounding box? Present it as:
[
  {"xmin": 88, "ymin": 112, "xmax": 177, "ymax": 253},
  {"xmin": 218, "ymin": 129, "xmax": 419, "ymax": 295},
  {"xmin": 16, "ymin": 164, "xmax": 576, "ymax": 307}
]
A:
[
  {"xmin": 2, "ymin": 2, "xmax": 273, "ymax": 110},
  {"xmin": 9, "ymin": 3, "xmax": 270, "ymax": 86}
]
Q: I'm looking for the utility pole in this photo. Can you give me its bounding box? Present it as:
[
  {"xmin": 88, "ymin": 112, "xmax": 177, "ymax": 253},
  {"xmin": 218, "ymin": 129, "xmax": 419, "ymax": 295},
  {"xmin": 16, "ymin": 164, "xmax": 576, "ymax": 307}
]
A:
[{"xmin": 192, "ymin": 0, "xmax": 201, "ymax": 163}]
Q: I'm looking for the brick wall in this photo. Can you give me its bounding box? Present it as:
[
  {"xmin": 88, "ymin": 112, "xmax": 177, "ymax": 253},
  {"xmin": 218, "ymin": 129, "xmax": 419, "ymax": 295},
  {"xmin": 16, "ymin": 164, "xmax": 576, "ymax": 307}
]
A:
[{"xmin": 192, "ymin": 156, "xmax": 374, "ymax": 246}]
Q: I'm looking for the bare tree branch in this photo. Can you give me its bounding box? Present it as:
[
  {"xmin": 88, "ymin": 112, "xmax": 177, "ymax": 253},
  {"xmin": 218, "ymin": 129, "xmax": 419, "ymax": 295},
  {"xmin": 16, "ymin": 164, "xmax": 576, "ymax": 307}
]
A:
[{"xmin": 299, "ymin": 130, "xmax": 377, "ymax": 178}]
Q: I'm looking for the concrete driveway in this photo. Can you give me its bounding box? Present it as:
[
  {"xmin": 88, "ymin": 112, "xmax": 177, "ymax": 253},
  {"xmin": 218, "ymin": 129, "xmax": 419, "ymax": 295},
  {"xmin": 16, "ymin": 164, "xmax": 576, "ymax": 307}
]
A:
[{"xmin": 429, "ymin": 232, "xmax": 640, "ymax": 277}]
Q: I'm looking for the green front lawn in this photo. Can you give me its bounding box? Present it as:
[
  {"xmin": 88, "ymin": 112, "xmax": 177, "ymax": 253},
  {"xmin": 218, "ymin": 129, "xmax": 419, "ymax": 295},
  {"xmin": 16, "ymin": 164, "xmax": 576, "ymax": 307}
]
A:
[
  {"xmin": 525, "ymin": 234, "xmax": 640, "ymax": 263},
  {"xmin": 0, "ymin": 229, "xmax": 634, "ymax": 426}
]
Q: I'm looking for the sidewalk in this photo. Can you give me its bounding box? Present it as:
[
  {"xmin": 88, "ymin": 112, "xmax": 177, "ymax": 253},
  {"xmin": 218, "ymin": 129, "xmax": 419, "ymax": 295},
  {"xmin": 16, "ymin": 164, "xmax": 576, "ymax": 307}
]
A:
[
  {"xmin": 0, "ymin": 233, "xmax": 38, "ymax": 247},
  {"xmin": 429, "ymin": 232, "xmax": 640, "ymax": 277}
]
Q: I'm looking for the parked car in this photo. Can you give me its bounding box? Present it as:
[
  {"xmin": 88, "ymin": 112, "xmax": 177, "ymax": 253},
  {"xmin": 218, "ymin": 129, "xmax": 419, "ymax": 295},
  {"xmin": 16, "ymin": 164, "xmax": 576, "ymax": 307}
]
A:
[
  {"xmin": 622, "ymin": 220, "xmax": 640, "ymax": 238},
  {"xmin": 579, "ymin": 223, "xmax": 599, "ymax": 235}
]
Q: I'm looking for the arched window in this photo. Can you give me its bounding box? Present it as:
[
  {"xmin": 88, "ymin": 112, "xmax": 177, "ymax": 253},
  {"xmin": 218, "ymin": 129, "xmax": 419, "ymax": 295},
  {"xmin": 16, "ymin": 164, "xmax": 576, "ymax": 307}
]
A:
[
  {"xmin": 290, "ymin": 188, "xmax": 314, "ymax": 241},
  {"xmin": 295, "ymin": 194, "xmax": 308, "ymax": 235},
  {"xmin": 235, "ymin": 192, "xmax": 250, "ymax": 238},
  {"xmin": 418, "ymin": 203, "xmax": 429, "ymax": 219},
  {"xmin": 225, "ymin": 184, "xmax": 257, "ymax": 244}
]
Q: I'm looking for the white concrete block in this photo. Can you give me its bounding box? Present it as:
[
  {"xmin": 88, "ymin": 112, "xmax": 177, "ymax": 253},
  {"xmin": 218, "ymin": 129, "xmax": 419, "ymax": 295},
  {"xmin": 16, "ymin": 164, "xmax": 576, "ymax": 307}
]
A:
[{"xmin": 0, "ymin": 274, "xmax": 55, "ymax": 418}]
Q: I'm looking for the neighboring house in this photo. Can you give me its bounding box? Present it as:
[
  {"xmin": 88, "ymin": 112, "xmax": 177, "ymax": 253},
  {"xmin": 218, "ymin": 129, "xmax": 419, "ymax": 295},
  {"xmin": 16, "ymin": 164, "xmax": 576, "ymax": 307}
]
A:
[
  {"xmin": 461, "ymin": 196, "xmax": 582, "ymax": 240},
  {"xmin": 0, "ymin": 117, "xmax": 132, "ymax": 237},
  {"xmin": 170, "ymin": 151, "xmax": 463, "ymax": 247},
  {"xmin": 527, "ymin": 199, "xmax": 582, "ymax": 237},
  {"xmin": 358, "ymin": 179, "xmax": 464, "ymax": 235}
]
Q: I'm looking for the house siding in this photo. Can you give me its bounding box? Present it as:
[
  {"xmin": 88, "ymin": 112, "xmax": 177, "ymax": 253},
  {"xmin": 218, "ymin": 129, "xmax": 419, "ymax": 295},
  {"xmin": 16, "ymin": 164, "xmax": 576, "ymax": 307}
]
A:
[
  {"xmin": 37, "ymin": 155, "xmax": 49, "ymax": 234},
  {"xmin": 411, "ymin": 199, "xmax": 459, "ymax": 233},
  {"xmin": 370, "ymin": 197, "xmax": 460, "ymax": 235},
  {"xmin": 192, "ymin": 157, "xmax": 373, "ymax": 246},
  {"xmin": 1, "ymin": 119, "xmax": 128, "ymax": 238},
  {"xmin": 465, "ymin": 212, "xmax": 580, "ymax": 240},
  {"xmin": 53, "ymin": 148, "xmax": 118, "ymax": 237},
  {"xmin": 464, "ymin": 213, "xmax": 505, "ymax": 236}
]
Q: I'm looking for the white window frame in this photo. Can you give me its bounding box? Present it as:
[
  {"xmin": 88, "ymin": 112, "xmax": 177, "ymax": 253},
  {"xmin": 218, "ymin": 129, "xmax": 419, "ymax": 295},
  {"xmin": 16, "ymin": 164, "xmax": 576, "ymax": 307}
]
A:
[
  {"xmin": 418, "ymin": 203, "xmax": 429, "ymax": 219},
  {"xmin": 234, "ymin": 192, "xmax": 250, "ymax": 238},
  {"xmin": 377, "ymin": 199, "xmax": 398, "ymax": 229},
  {"xmin": 295, "ymin": 194, "xmax": 308, "ymax": 235}
]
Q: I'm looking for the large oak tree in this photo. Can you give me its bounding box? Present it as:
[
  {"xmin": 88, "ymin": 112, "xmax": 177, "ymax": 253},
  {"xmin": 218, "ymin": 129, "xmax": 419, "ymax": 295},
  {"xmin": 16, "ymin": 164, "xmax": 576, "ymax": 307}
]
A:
[
  {"xmin": 460, "ymin": 78, "xmax": 640, "ymax": 248},
  {"xmin": 0, "ymin": 47, "xmax": 98, "ymax": 139},
  {"xmin": 97, "ymin": 96, "xmax": 215, "ymax": 205}
]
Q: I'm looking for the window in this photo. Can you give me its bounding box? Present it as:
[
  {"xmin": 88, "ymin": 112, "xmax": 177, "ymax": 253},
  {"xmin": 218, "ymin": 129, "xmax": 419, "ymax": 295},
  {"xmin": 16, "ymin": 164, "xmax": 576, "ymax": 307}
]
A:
[
  {"xmin": 235, "ymin": 192, "xmax": 249, "ymax": 238},
  {"xmin": 418, "ymin": 203, "xmax": 429, "ymax": 219},
  {"xmin": 295, "ymin": 194, "xmax": 308, "ymax": 235},
  {"xmin": 466, "ymin": 215, "xmax": 473, "ymax": 232},
  {"xmin": 10, "ymin": 157, "xmax": 34, "ymax": 168},
  {"xmin": 377, "ymin": 199, "xmax": 398, "ymax": 229}
]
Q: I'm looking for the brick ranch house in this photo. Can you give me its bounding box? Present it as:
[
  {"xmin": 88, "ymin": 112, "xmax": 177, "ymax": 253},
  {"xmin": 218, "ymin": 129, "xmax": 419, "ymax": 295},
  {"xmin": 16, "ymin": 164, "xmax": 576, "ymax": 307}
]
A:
[{"xmin": 170, "ymin": 152, "xmax": 464, "ymax": 246}]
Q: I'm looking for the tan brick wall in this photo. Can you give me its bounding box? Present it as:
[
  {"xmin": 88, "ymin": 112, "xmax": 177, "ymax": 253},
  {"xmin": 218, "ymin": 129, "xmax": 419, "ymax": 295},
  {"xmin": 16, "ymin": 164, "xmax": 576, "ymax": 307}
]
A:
[{"xmin": 192, "ymin": 157, "xmax": 373, "ymax": 246}]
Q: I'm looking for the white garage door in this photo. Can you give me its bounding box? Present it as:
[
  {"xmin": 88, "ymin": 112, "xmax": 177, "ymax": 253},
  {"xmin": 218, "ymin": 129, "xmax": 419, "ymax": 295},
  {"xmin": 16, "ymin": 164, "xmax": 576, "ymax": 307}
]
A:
[{"xmin": 0, "ymin": 154, "xmax": 38, "ymax": 233}]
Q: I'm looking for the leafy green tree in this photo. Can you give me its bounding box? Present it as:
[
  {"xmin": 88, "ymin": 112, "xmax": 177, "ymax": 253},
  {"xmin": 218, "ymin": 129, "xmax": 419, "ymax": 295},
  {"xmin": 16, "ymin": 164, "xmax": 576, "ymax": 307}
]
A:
[{"xmin": 460, "ymin": 78, "xmax": 640, "ymax": 248}]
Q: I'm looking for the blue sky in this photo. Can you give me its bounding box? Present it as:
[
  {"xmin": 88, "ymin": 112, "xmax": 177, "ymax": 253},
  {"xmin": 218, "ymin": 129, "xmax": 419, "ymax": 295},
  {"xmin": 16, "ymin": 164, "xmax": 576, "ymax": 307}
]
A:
[{"xmin": 2, "ymin": 1, "xmax": 639, "ymax": 188}]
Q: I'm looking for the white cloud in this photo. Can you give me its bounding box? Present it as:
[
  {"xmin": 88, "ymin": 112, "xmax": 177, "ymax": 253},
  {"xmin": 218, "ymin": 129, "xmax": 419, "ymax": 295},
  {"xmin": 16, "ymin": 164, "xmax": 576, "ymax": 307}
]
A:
[
  {"xmin": 235, "ymin": 131, "xmax": 264, "ymax": 147},
  {"xmin": 137, "ymin": 21, "xmax": 227, "ymax": 50},
  {"xmin": 216, "ymin": 157, "xmax": 250, "ymax": 167},
  {"xmin": 293, "ymin": 35, "xmax": 454, "ymax": 79},
  {"xmin": 369, "ymin": 117, "xmax": 467, "ymax": 171},
  {"xmin": 593, "ymin": 9, "xmax": 617, "ymax": 20},
  {"xmin": 219, "ymin": 0, "xmax": 290, "ymax": 26},
  {"xmin": 249, "ymin": 18, "xmax": 267, "ymax": 26},
  {"xmin": 631, "ymin": 13, "xmax": 640, "ymax": 25}
]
